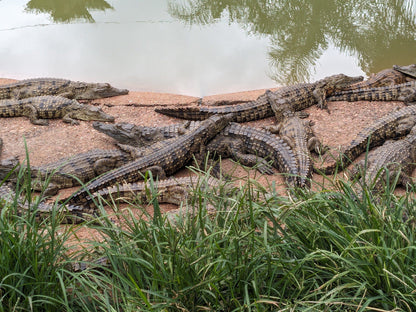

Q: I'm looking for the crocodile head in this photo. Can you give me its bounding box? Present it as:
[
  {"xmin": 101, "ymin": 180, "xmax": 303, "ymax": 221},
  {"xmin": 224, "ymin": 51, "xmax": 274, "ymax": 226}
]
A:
[
  {"xmin": 393, "ymin": 64, "xmax": 416, "ymax": 78},
  {"xmin": 72, "ymin": 82, "xmax": 129, "ymax": 99},
  {"xmin": 92, "ymin": 121, "xmax": 135, "ymax": 144},
  {"xmin": 326, "ymin": 74, "xmax": 364, "ymax": 91},
  {"xmin": 93, "ymin": 121, "xmax": 161, "ymax": 147},
  {"xmin": 0, "ymin": 156, "xmax": 20, "ymax": 181},
  {"xmin": 73, "ymin": 106, "xmax": 115, "ymax": 122}
]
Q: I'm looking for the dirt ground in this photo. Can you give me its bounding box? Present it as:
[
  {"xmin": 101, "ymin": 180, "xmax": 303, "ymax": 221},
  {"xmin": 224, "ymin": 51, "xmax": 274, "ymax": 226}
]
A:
[{"xmin": 0, "ymin": 78, "xmax": 408, "ymax": 243}]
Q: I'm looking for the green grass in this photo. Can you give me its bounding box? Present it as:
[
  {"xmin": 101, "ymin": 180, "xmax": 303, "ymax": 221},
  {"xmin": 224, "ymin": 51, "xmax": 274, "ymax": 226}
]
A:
[{"xmin": 1, "ymin": 160, "xmax": 416, "ymax": 311}]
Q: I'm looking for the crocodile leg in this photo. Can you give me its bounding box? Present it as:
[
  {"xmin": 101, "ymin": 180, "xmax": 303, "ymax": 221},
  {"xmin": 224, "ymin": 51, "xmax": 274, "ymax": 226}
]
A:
[
  {"xmin": 62, "ymin": 113, "xmax": 81, "ymax": 125},
  {"xmin": 116, "ymin": 143, "xmax": 147, "ymax": 158},
  {"xmin": 93, "ymin": 158, "xmax": 125, "ymax": 176},
  {"xmin": 140, "ymin": 165, "xmax": 167, "ymax": 180},
  {"xmin": 398, "ymin": 172, "xmax": 414, "ymax": 187},
  {"xmin": 348, "ymin": 159, "xmax": 366, "ymax": 180},
  {"xmin": 401, "ymin": 89, "xmax": 416, "ymax": 104},
  {"xmin": 206, "ymin": 135, "xmax": 274, "ymax": 175},
  {"xmin": 312, "ymin": 84, "xmax": 329, "ymax": 110},
  {"xmin": 23, "ymin": 104, "xmax": 49, "ymax": 125},
  {"xmin": 231, "ymin": 151, "xmax": 274, "ymax": 175}
]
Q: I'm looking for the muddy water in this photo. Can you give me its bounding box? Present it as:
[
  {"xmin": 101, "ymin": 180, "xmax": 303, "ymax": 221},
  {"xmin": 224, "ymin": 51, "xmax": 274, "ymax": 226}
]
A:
[{"xmin": 0, "ymin": 0, "xmax": 415, "ymax": 96}]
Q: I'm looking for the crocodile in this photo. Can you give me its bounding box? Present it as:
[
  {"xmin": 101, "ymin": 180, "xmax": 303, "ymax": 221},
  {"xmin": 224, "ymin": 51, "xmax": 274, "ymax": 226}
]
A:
[
  {"xmin": 264, "ymin": 111, "xmax": 324, "ymax": 188},
  {"xmin": 349, "ymin": 125, "xmax": 416, "ymax": 197},
  {"xmin": 29, "ymin": 149, "xmax": 134, "ymax": 196},
  {"xmin": 34, "ymin": 136, "xmax": 212, "ymax": 197},
  {"xmin": 206, "ymin": 135, "xmax": 274, "ymax": 175},
  {"xmin": 155, "ymin": 74, "xmax": 363, "ymax": 122},
  {"xmin": 345, "ymin": 67, "xmax": 415, "ymax": 91},
  {"xmin": 393, "ymin": 64, "xmax": 416, "ymax": 79},
  {"xmin": 316, "ymin": 105, "xmax": 416, "ymax": 175},
  {"xmin": 92, "ymin": 120, "xmax": 197, "ymax": 147},
  {"xmin": 93, "ymin": 120, "xmax": 299, "ymax": 185},
  {"xmin": 0, "ymin": 157, "xmax": 20, "ymax": 181},
  {"xmin": 0, "ymin": 96, "xmax": 115, "ymax": 125},
  {"xmin": 0, "ymin": 138, "xmax": 20, "ymax": 181},
  {"xmin": 71, "ymin": 175, "xmax": 227, "ymax": 272},
  {"xmin": 93, "ymin": 175, "xmax": 221, "ymax": 208},
  {"xmin": 327, "ymin": 81, "xmax": 416, "ymax": 104},
  {"xmin": 0, "ymin": 183, "xmax": 93, "ymax": 223},
  {"xmin": 0, "ymin": 78, "xmax": 128, "ymax": 100},
  {"xmin": 206, "ymin": 122, "xmax": 298, "ymax": 186},
  {"xmin": 66, "ymin": 113, "xmax": 235, "ymax": 206}
]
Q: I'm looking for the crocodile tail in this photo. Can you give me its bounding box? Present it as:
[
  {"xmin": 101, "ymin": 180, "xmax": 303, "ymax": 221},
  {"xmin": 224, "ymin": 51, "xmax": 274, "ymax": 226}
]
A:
[
  {"xmin": 155, "ymin": 107, "xmax": 213, "ymax": 120},
  {"xmin": 314, "ymin": 150, "xmax": 355, "ymax": 175},
  {"xmin": 297, "ymin": 158, "xmax": 312, "ymax": 188},
  {"xmin": 314, "ymin": 162, "xmax": 338, "ymax": 175}
]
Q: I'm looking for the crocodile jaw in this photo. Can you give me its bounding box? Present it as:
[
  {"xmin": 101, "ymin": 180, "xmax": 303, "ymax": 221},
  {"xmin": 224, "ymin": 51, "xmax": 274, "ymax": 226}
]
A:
[
  {"xmin": 76, "ymin": 83, "xmax": 129, "ymax": 99},
  {"xmin": 393, "ymin": 64, "xmax": 416, "ymax": 78},
  {"xmin": 74, "ymin": 106, "xmax": 115, "ymax": 122}
]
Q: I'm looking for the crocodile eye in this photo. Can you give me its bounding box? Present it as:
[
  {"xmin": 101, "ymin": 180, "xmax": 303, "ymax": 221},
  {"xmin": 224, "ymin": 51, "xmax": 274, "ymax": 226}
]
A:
[{"xmin": 97, "ymin": 83, "xmax": 110, "ymax": 90}]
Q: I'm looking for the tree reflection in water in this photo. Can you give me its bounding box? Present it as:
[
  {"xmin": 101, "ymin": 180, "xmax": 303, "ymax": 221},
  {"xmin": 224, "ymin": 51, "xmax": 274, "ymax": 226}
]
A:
[
  {"xmin": 168, "ymin": 0, "xmax": 416, "ymax": 84},
  {"xmin": 25, "ymin": 0, "xmax": 113, "ymax": 23}
]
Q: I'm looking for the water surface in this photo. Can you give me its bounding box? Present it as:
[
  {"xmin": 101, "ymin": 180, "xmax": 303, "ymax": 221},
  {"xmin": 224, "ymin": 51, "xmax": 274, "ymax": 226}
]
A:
[{"xmin": 0, "ymin": 0, "xmax": 415, "ymax": 96}]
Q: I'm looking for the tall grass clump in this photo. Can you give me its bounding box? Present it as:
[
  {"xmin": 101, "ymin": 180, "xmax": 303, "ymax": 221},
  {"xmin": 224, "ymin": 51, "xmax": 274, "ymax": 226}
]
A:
[
  {"xmin": 70, "ymin": 167, "xmax": 416, "ymax": 311},
  {"xmin": 275, "ymin": 172, "xmax": 416, "ymax": 310},
  {"xmin": 2, "ymin": 148, "xmax": 416, "ymax": 311},
  {"xmin": 0, "ymin": 156, "xmax": 78, "ymax": 311},
  {"xmin": 67, "ymin": 171, "xmax": 294, "ymax": 311}
]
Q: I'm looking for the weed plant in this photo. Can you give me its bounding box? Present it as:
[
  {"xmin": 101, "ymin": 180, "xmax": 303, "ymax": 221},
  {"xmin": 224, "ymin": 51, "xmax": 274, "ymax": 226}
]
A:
[
  {"xmin": 0, "ymin": 158, "xmax": 76, "ymax": 311},
  {"xmin": 0, "ymin": 156, "xmax": 416, "ymax": 311}
]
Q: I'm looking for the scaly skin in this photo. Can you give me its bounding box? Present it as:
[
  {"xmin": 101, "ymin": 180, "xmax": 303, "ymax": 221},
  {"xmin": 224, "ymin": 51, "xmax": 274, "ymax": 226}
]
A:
[
  {"xmin": 207, "ymin": 122, "xmax": 298, "ymax": 186},
  {"xmin": 0, "ymin": 78, "xmax": 128, "ymax": 100},
  {"xmin": 345, "ymin": 68, "xmax": 412, "ymax": 90},
  {"xmin": 93, "ymin": 175, "xmax": 221, "ymax": 207},
  {"xmin": 155, "ymin": 74, "xmax": 363, "ymax": 122},
  {"xmin": 350, "ymin": 126, "xmax": 416, "ymax": 197},
  {"xmin": 0, "ymin": 157, "xmax": 19, "ymax": 181},
  {"xmin": 206, "ymin": 135, "xmax": 275, "ymax": 175},
  {"xmin": 0, "ymin": 138, "xmax": 20, "ymax": 181},
  {"xmin": 66, "ymin": 113, "xmax": 235, "ymax": 206},
  {"xmin": 72, "ymin": 175, "xmax": 226, "ymax": 271},
  {"xmin": 268, "ymin": 74, "xmax": 364, "ymax": 114},
  {"xmin": 266, "ymin": 113, "xmax": 323, "ymax": 188},
  {"xmin": 316, "ymin": 105, "xmax": 416, "ymax": 175},
  {"xmin": 92, "ymin": 120, "xmax": 196, "ymax": 146},
  {"xmin": 0, "ymin": 96, "xmax": 115, "ymax": 125},
  {"xmin": 0, "ymin": 183, "xmax": 92, "ymax": 223},
  {"xmin": 30, "ymin": 149, "xmax": 134, "ymax": 196},
  {"xmin": 93, "ymin": 120, "xmax": 299, "ymax": 186},
  {"xmin": 393, "ymin": 64, "xmax": 416, "ymax": 78},
  {"xmin": 155, "ymin": 92, "xmax": 273, "ymax": 122},
  {"xmin": 327, "ymin": 81, "xmax": 416, "ymax": 104}
]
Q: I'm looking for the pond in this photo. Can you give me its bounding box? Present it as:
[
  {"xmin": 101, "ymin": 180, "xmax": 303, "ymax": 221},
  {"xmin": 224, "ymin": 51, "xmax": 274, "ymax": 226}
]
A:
[{"xmin": 0, "ymin": 0, "xmax": 415, "ymax": 96}]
